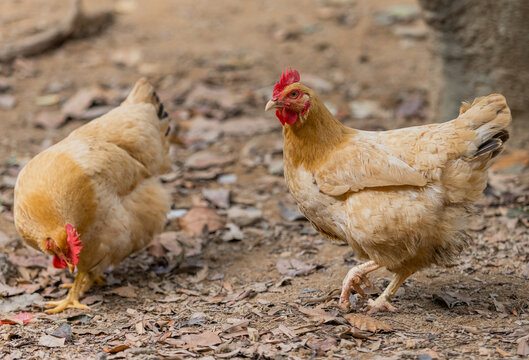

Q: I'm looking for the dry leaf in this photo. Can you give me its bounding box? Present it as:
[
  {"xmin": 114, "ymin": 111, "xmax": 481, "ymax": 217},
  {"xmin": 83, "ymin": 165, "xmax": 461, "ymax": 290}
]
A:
[
  {"xmin": 306, "ymin": 337, "xmax": 337, "ymax": 355},
  {"xmin": 103, "ymin": 344, "xmax": 130, "ymax": 353},
  {"xmin": 181, "ymin": 331, "xmax": 222, "ymax": 347},
  {"xmin": 496, "ymin": 346, "xmax": 512, "ymax": 357},
  {"xmin": 34, "ymin": 111, "xmax": 68, "ymax": 129},
  {"xmin": 108, "ymin": 286, "xmax": 137, "ymax": 298},
  {"xmin": 179, "ymin": 207, "xmax": 225, "ymax": 235},
  {"xmin": 0, "ymin": 312, "xmax": 34, "ymax": 325},
  {"xmin": 61, "ymin": 87, "xmax": 103, "ymax": 118},
  {"xmin": 38, "ymin": 334, "xmax": 65, "ymax": 348},
  {"xmin": 518, "ymin": 337, "xmax": 529, "ymax": 356},
  {"xmin": 276, "ymin": 258, "xmax": 317, "ymax": 277},
  {"xmin": 296, "ymin": 305, "xmax": 339, "ymax": 323},
  {"xmin": 344, "ymin": 313, "xmax": 392, "ymax": 333}
]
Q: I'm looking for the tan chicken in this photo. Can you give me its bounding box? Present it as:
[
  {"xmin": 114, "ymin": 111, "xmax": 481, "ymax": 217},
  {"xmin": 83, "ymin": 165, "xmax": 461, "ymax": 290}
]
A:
[
  {"xmin": 265, "ymin": 69, "xmax": 511, "ymax": 313},
  {"xmin": 14, "ymin": 78, "xmax": 171, "ymax": 313}
]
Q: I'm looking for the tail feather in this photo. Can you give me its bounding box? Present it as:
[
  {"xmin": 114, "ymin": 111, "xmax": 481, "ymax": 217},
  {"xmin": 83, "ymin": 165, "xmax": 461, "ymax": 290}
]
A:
[
  {"xmin": 457, "ymin": 94, "xmax": 511, "ymax": 161},
  {"xmin": 123, "ymin": 78, "xmax": 170, "ymax": 137}
]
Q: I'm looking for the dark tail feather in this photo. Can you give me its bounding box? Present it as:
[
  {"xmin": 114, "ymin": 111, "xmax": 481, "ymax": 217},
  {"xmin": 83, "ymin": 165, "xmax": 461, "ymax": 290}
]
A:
[{"xmin": 471, "ymin": 129, "xmax": 509, "ymax": 161}]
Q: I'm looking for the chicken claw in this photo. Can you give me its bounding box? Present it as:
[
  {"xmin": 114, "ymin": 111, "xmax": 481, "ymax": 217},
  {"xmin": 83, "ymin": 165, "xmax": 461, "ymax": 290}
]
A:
[
  {"xmin": 363, "ymin": 297, "xmax": 397, "ymax": 314},
  {"xmin": 339, "ymin": 261, "xmax": 381, "ymax": 310},
  {"xmin": 46, "ymin": 271, "xmax": 89, "ymax": 314},
  {"xmin": 46, "ymin": 299, "xmax": 89, "ymax": 314}
]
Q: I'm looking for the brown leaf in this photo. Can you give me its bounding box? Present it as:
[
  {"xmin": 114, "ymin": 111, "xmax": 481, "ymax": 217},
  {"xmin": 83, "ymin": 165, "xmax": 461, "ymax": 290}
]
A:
[
  {"xmin": 108, "ymin": 286, "xmax": 137, "ymax": 298},
  {"xmin": 61, "ymin": 87, "xmax": 103, "ymax": 118},
  {"xmin": 496, "ymin": 346, "xmax": 513, "ymax": 357},
  {"xmin": 518, "ymin": 337, "xmax": 529, "ymax": 356},
  {"xmin": 344, "ymin": 313, "xmax": 392, "ymax": 333},
  {"xmin": 179, "ymin": 207, "xmax": 225, "ymax": 235},
  {"xmin": 181, "ymin": 331, "xmax": 222, "ymax": 347},
  {"xmin": 296, "ymin": 305, "xmax": 339, "ymax": 323},
  {"xmin": 0, "ymin": 283, "xmax": 25, "ymax": 297},
  {"xmin": 38, "ymin": 334, "xmax": 65, "ymax": 348},
  {"xmin": 202, "ymin": 188, "xmax": 230, "ymax": 209},
  {"xmin": 276, "ymin": 258, "xmax": 317, "ymax": 277},
  {"xmin": 150, "ymin": 231, "xmax": 185, "ymax": 262},
  {"xmin": 306, "ymin": 337, "xmax": 337, "ymax": 355},
  {"xmin": 103, "ymin": 344, "xmax": 130, "ymax": 353},
  {"xmin": 8, "ymin": 254, "xmax": 48, "ymax": 268},
  {"xmin": 185, "ymin": 151, "xmax": 235, "ymax": 170},
  {"xmin": 34, "ymin": 111, "xmax": 67, "ymax": 129}
]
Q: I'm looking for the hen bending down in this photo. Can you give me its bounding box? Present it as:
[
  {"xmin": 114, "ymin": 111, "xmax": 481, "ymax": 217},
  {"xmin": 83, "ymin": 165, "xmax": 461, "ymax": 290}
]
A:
[
  {"xmin": 265, "ymin": 69, "xmax": 511, "ymax": 313},
  {"xmin": 14, "ymin": 79, "xmax": 171, "ymax": 313}
]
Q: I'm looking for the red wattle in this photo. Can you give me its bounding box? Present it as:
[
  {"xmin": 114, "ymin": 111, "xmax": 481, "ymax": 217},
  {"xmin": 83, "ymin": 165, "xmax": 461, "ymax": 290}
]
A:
[
  {"xmin": 52, "ymin": 255, "xmax": 67, "ymax": 269},
  {"xmin": 282, "ymin": 108, "xmax": 298, "ymax": 125}
]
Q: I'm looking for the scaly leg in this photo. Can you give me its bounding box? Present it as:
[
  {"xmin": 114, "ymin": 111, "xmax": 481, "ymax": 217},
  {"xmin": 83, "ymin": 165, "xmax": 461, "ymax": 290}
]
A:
[
  {"xmin": 363, "ymin": 270, "xmax": 411, "ymax": 314},
  {"xmin": 60, "ymin": 273, "xmax": 105, "ymax": 294},
  {"xmin": 339, "ymin": 261, "xmax": 381, "ymax": 310},
  {"xmin": 46, "ymin": 271, "xmax": 89, "ymax": 314}
]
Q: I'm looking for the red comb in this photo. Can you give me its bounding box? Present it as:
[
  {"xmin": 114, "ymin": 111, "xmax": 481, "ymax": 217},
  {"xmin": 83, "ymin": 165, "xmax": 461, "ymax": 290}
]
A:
[
  {"xmin": 65, "ymin": 224, "xmax": 82, "ymax": 265},
  {"xmin": 272, "ymin": 68, "xmax": 300, "ymax": 99}
]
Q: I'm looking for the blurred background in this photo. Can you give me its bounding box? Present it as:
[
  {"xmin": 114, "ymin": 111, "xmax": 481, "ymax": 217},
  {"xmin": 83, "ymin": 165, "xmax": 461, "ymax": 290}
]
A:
[{"xmin": 0, "ymin": 1, "xmax": 528, "ymax": 358}]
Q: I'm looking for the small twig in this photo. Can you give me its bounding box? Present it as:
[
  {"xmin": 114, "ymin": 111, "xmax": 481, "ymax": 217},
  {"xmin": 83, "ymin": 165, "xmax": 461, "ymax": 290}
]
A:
[{"xmin": 0, "ymin": 0, "xmax": 114, "ymax": 62}]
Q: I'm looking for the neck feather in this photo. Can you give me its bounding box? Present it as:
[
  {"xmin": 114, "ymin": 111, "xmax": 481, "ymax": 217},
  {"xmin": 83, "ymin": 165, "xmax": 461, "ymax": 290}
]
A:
[{"xmin": 283, "ymin": 97, "xmax": 351, "ymax": 170}]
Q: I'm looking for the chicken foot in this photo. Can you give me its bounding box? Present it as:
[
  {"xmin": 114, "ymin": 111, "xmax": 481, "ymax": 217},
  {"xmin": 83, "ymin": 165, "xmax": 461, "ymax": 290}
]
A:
[
  {"xmin": 46, "ymin": 271, "xmax": 89, "ymax": 314},
  {"xmin": 339, "ymin": 261, "xmax": 381, "ymax": 310},
  {"xmin": 363, "ymin": 270, "xmax": 411, "ymax": 314}
]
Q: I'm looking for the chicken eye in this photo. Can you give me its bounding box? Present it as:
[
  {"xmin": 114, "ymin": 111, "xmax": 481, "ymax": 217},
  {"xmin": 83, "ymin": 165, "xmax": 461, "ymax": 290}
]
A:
[{"xmin": 289, "ymin": 91, "xmax": 299, "ymax": 98}]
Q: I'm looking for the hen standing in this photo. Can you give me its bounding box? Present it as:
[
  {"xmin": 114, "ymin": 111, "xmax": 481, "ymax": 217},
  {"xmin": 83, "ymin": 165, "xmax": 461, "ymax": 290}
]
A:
[
  {"xmin": 14, "ymin": 78, "xmax": 172, "ymax": 313},
  {"xmin": 265, "ymin": 69, "xmax": 511, "ymax": 313}
]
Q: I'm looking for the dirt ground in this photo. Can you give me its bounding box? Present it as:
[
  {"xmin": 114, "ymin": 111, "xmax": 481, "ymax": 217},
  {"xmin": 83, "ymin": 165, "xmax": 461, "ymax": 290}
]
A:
[{"xmin": 1, "ymin": 0, "xmax": 528, "ymax": 359}]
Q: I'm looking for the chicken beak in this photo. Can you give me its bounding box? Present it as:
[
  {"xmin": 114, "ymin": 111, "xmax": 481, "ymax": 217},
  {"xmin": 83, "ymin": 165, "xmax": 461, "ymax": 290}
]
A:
[
  {"xmin": 68, "ymin": 263, "xmax": 75, "ymax": 273},
  {"xmin": 265, "ymin": 100, "xmax": 277, "ymax": 112}
]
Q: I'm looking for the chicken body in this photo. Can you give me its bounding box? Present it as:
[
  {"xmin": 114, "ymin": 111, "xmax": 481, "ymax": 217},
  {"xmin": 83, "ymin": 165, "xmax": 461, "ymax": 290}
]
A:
[
  {"xmin": 267, "ymin": 69, "xmax": 511, "ymax": 313},
  {"xmin": 14, "ymin": 79, "xmax": 171, "ymax": 313}
]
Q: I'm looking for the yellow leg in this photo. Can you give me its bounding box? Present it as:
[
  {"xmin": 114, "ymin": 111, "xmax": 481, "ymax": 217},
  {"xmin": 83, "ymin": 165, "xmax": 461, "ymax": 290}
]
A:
[
  {"xmin": 363, "ymin": 271, "xmax": 411, "ymax": 314},
  {"xmin": 59, "ymin": 273, "xmax": 105, "ymax": 293},
  {"xmin": 46, "ymin": 271, "xmax": 90, "ymax": 314}
]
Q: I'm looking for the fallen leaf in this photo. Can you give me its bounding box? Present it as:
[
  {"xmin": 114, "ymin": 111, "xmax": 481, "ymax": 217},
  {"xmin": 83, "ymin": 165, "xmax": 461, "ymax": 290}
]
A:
[
  {"xmin": 103, "ymin": 344, "xmax": 130, "ymax": 353},
  {"xmin": 227, "ymin": 206, "xmax": 262, "ymax": 227},
  {"xmin": 433, "ymin": 292, "xmax": 468, "ymax": 309},
  {"xmin": 0, "ymin": 293, "xmax": 43, "ymax": 313},
  {"xmin": 276, "ymin": 259, "xmax": 317, "ymax": 277},
  {"xmin": 0, "ymin": 283, "xmax": 25, "ymax": 297},
  {"xmin": 222, "ymin": 223, "xmax": 244, "ymax": 242},
  {"xmin": 61, "ymin": 87, "xmax": 103, "ymax": 118},
  {"xmin": 496, "ymin": 346, "xmax": 512, "ymax": 357},
  {"xmin": 296, "ymin": 305, "xmax": 339, "ymax": 323},
  {"xmin": 517, "ymin": 336, "xmax": 529, "ymax": 356},
  {"xmin": 344, "ymin": 313, "xmax": 392, "ymax": 333},
  {"xmin": 306, "ymin": 337, "xmax": 337, "ymax": 355},
  {"xmin": 108, "ymin": 286, "xmax": 137, "ymax": 298},
  {"xmin": 181, "ymin": 331, "xmax": 222, "ymax": 347},
  {"xmin": 0, "ymin": 312, "xmax": 35, "ymax": 325},
  {"xmin": 8, "ymin": 254, "xmax": 49, "ymax": 268},
  {"xmin": 38, "ymin": 334, "xmax": 65, "ymax": 348},
  {"xmin": 50, "ymin": 323, "xmax": 72, "ymax": 342},
  {"xmin": 179, "ymin": 207, "xmax": 225, "ymax": 235},
  {"xmin": 185, "ymin": 151, "xmax": 235, "ymax": 170},
  {"xmin": 34, "ymin": 111, "xmax": 68, "ymax": 129},
  {"xmin": 203, "ymin": 188, "xmax": 230, "ymax": 209}
]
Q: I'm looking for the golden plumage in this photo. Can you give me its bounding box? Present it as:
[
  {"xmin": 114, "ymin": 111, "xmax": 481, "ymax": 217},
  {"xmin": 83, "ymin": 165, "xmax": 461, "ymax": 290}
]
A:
[
  {"xmin": 272, "ymin": 80, "xmax": 511, "ymax": 313},
  {"xmin": 14, "ymin": 78, "xmax": 171, "ymax": 313}
]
